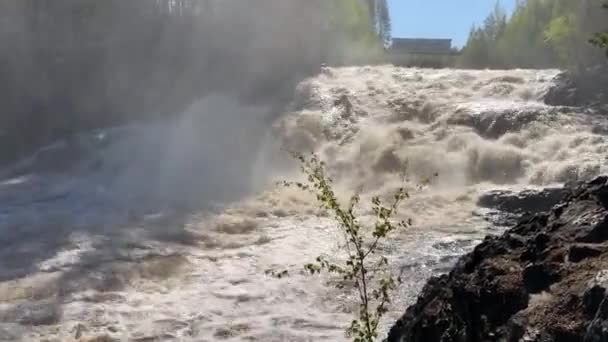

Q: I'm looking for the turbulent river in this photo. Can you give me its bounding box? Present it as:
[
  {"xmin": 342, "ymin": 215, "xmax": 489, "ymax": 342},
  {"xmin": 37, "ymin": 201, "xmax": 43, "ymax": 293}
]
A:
[{"xmin": 1, "ymin": 66, "xmax": 608, "ymax": 341}]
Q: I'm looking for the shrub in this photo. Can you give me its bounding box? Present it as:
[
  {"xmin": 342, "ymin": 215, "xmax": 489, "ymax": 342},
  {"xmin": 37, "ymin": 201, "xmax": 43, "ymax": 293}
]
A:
[
  {"xmin": 590, "ymin": 3, "xmax": 608, "ymax": 57},
  {"xmin": 282, "ymin": 153, "xmax": 411, "ymax": 342}
]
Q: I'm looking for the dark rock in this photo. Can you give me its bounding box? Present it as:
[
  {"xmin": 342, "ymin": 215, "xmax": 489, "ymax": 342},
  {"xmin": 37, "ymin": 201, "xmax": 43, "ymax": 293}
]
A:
[
  {"xmin": 478, "ymin": 187, "xmax": 569, "ymax": 229},
  {"xmin": 447, "ymin": 105, "xmax": 557, "ymax": 139},
  {"xmin": 522, "ymin": 263, "xmax": 560, "ymax": 294},
  {"xmin": 388, "ymin": 176, "xmax": 608, "ymax": 342},
  {"xmin": 583, "ymin": 273, "xmax": 608, "ymax": 342},
  {"xmin": 585, "ymin": 321, "xmax": 608, "ymax": 342},
  {"xmin": 474, "ymin": 109, "xmax": 540, "ymax": 139},
  {"xmin": 544, "ymin": 66, "xmax": 608, "ymax": 107},
  {"xmin": 334, "ymin": 94, "xmax": 353, "ymax": 118},
  {"xmin": 583, "ymin": 285, "xmax": 606, "ymax": 317},
  {"xmin": 478, "ymin": 187, "xmax": 568, "ymax": 215},
  {"xmin": 583, "ymin": 270, "xmax": 608, "ymax": 317},
  {"xmin": 0, "ymin": 299, "xmax": 62, "ymax": 326},
  {"xmin": 544, "ymin": 72, "xmax": 579, "ymax": 107},
  {"xmin": 569, "ymin": 245, "xmax": 604, "ymax": 263},
  {"xmin": 576, "ymin": 216, "xmax": 608, "ymax": 244},
  {"xmin": 0, "ymin": 323, "xmax": 26, "ymax": 342},
  {"xmin": 504, "ymin": 312, "xmax": 528, "ymax": 342}
]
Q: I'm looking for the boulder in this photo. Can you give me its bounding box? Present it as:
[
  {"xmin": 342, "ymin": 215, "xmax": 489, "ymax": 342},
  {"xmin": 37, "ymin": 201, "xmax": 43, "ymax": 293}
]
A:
[
  {"xmin": 447, "ymin": 104, "xmax": 558, "ymax": 140},
  {"xmin": 477, "ymin": 187, "xmax": 569, "ymax": 227},
  {"xmin": 544, "ymin": 65, "xmax": 608, "ymax": 107},
  {"xmin": 478, "ymin": 187, "xmax": 569, "ymax": 215}
]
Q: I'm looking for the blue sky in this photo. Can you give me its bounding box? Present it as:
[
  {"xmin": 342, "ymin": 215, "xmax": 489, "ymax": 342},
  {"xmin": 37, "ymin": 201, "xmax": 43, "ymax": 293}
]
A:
[{"xmin": 388, "ymin": 0, "xmax": 517, "ymax": 47}]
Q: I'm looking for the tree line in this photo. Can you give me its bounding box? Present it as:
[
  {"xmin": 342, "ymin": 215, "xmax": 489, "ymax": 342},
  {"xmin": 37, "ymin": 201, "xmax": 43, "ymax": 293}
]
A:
[
  {"xmin": 0, "ymin": 0, "xmax": 390, "ymax": 164},
  {"xmin": 458, "ymin": 0, "xmax": 607, "ymax": 69}
]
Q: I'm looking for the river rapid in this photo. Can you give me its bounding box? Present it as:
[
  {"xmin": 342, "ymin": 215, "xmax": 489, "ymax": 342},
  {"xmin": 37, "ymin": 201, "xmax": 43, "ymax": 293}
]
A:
[{"xmin": 1, "ymin": 66, "xmax": 607, "ymax": 341}]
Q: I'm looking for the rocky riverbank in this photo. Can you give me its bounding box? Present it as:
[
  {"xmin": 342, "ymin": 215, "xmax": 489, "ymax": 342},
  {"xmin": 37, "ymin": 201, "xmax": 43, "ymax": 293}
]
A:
[{"xmin": 387, "ymin": 176, "xmax": 608, "ymax": 342}]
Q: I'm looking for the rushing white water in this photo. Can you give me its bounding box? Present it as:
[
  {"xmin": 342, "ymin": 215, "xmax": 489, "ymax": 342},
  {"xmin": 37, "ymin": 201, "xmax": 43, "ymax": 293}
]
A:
[{"xmin": 1, "ymin": 66, "xmax": 608, "ymax": 341}]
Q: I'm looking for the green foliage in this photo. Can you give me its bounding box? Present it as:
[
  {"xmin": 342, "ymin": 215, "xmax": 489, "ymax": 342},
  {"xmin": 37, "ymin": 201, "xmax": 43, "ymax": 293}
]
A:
[
  {"xmin": 459, "ymin": 0, "xmax": 607, "ymax": 69},
  {"xmin": 591, "ymin": 32, "xmax": 608, "ymax": 50},
  {"xmin": 282, "ymin": 153, "xmax": 410, "ymax": 342},
  {"xmin": 323, "ymin": 0, "xmax": 386, "ymax": 62},
  {"xmin": 544, "ymin": 14, "xmax": 578, "ymax": 65},
  {"xmin": 458, "ymin": 2, "xmax": 509, "ymax": 68},
  {"xmin": 459, "ymin": 27, "xmax": 492, "ymax": 68},
  {"xmin": 589, "ymin": 3, "xmax": 608, "ymax": 57}
]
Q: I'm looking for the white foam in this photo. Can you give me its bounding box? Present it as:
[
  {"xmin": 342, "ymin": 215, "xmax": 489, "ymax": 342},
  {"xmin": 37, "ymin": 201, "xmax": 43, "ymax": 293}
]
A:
[{"xmin": 4, "ymin": 66, "xmax": 608, "ymax": 341}]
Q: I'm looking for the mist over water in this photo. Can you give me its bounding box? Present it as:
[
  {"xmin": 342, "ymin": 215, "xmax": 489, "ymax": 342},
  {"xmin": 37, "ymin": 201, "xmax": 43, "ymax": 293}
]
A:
[
  {"xmin": 0, "ymin": 0, "xmax": 348, "ymax": 164},
  {"xmin": 1, "ymin": 3, "xmax": 608, "ymax": 342},
  {"xmin": 2, "ymin": 64, "xmax": 608, "ymax": 341}
]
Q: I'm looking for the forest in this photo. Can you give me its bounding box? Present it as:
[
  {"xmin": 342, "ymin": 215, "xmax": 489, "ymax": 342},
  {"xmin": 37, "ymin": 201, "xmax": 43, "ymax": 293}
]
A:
[
  {"xmin": 6, "ymin": 0, "xmax": 606, "ymax": 165},
  {"xmin": 458, "ymin": 0, "xmax": 608, "ymax": 69},
  {"xmin": 0, "ymin": 0, "xmax": 390, "ymax": 164}
]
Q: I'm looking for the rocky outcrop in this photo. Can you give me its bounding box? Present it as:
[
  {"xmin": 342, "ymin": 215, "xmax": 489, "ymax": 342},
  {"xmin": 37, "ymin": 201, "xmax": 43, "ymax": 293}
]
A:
[
  {"xmin": 544, "ymin": 65, "xmax": 608, "ymax": 107},
  {"xmin": 477, "ymin": 187, "xmax": 570, "ymax": 227},
  {"xmin": 447, "ymin": 105, "xmax": 558, "ymax": 140},
  {"xmin": 478, "ymin": 187, "xmax": 568, "ymax": 216},
  {"xmin": 388, "ymin": 176, "xmax": 608, "ymax": 342}
]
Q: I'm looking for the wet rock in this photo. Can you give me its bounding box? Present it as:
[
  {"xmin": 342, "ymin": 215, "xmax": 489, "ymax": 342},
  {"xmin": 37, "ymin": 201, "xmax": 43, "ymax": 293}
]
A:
[
  {"xmin": 544, "ymin": 72, "xmax": 580, "ymax": 107},
  {"xmin": 522, "ymin": 263, "xmax": 560, "ymax": 294},
  {"xmin": 0, "ymin": 299, "xmax": 62, "ymax": 326},
  {"xmin": 333, "ymin": 94, "xmax": 353, "ymax": 119},
  {"xmin": 373, "ymin": 149, "xmax": 403, "ymax": 173},
  {"xmin": 569, "ymin": 245, "xmax": 604, "ymax": 263},
  {"xmin": 575, "ymin": 215, "xmax": 608, "ymax": 244},
  {"xmin": 583, "ymin": 271, "xmax": 608, "ymax": 316},
  {"xmin": 490, "ymin": 75, "xmax": 526, "ymax": 84},
  {"xmin": 583, "ymin": 271, "xmax": 608, "ymax": 342},
  {"xmin": 447, "ymin": 105, "xmax": 555, "ymax": 139},
  {"xmin": 0, "ymin": 323, "xmax": 26, "ymax": 342},
  {"xmin": 478, "ymin": 187, "xmax": 568, "ymax": 215},
  {"xmin": 503, "ymin": 311, "xmax": 529, "ymax": 341},
  {"xmin": 474, "ymin": 109, "xmax": 540, "ymax": 139},
  {"xmin": 585, "ymin": 321, "xmax": 608, "ymax": 342},
  {"xmin": 82, "ymin": 336, "xmax": 120, "ymax": 342},
  {"xmin": 395, "ymin": 127, "xmax": 415, "ymax": 141},
  {"xmin": 446, "ymin": 109, "xmax": 476, "ymax": 127},
  {"xmin": 478, "ymin": 187, "xmax": 568, "ymax": 227},
  {"xmin": 388, "ymin": 176, "xmax": 608, "ymax": 342},
  {"xmin": 389, "ymin": 99, "xmax": 439, "ymax": 123},
  {"xmin": 544, "ymin": 66, "xmax": 608, "ymax": 107}
]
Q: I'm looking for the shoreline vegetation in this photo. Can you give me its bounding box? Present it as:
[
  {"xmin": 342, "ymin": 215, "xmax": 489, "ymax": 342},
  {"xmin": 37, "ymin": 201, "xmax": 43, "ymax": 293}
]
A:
[{"xmin": 457, "ymin": 0, "xmax": 606, "ymax": 70}]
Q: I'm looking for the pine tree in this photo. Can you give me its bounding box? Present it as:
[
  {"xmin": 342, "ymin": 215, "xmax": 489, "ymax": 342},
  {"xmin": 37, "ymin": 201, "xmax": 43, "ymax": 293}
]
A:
[{"xmin": 459, "ymin": 0, "xmax": 606, "ymax": 68}]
